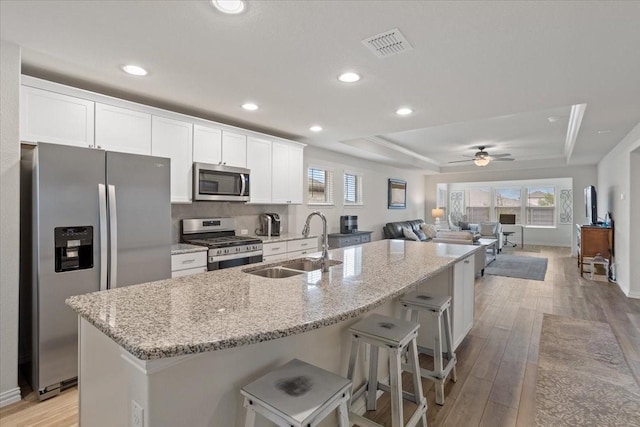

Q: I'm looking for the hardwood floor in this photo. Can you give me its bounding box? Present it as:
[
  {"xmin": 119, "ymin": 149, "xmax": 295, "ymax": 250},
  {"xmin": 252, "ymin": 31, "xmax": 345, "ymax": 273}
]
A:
[{"xmin": 1, "ymin": 246, "xmax": 638, "ymax": 427}]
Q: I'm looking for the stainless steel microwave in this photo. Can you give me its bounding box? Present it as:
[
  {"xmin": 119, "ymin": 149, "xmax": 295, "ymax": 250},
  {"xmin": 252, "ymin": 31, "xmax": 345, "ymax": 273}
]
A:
[{"xmin": 193, "ymin": 163, "xmax": 250, "ymax": 201}]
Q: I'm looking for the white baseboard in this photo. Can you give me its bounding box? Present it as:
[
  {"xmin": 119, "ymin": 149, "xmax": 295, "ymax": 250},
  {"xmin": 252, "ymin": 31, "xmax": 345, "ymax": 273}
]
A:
[
  {"xmin": 0, "ymin": 387, "xmax": 22, "ymax": 408},
  {"xmin": 628, "ymin": 290, "xmax": 640, "ymax": 299}
]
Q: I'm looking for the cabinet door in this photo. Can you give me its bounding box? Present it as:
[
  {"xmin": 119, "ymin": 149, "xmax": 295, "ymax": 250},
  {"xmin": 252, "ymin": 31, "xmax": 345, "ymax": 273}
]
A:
[
  {"xmin": 287, "ymin": 144, "xmax": 304, "ymax": 204},
  {"xmin": 151, "ymin": 116, "xmax": 193, "ymax": 203},
  {"xmin": 246, "ymin": 137, "xmax": 272, "ymax": 203},
  {"xmin": 271, "ymin": 141, "xmax": 290, "ymax": 204},
  {"xmin": 452, "ymin": 255, "xmax": 474, "ymax": 348},
  {"xmin": 20, "ymin": 86, "xmax": 95, "ymax": 147},
  {"xmin": 221, "ymin": 131, "xmax": 247, "ymax": 168},
  {"xmin": 95, "ymin": 103, "xmax": 151, "ymax": 155},
  {"xmin": 193, "ymin": 124, "xmax": 222, "ymax": 165}
]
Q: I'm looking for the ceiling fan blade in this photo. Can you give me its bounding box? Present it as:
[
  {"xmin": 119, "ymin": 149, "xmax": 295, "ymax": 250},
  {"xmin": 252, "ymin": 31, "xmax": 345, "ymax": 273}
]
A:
[
  {"xmin": 447, "ymin": 159, "xmax": 475, "ymax": 163},
  {"xmin": 491, "ymin": 153, "xmax": 512, "ymax": 158},
  {"xmin": 494, "ymin": 157, "xmax": 515, "ymax": 161}
]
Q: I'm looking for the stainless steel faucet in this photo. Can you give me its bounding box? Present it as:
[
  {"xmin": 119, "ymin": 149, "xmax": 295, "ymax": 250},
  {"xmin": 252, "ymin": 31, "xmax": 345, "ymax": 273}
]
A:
[{"xmin": 302, "ymin": 211, "xmax": 329, "ymax": 271}]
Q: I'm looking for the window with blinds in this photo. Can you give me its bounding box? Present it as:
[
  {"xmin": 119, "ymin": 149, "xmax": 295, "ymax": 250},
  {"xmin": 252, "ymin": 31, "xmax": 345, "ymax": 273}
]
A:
[
  {"xmin": 308, "ymin": 167, "xmax": 334, "ymax": 205},
  {"xmin": 343, "ymin": 172, "xmax": 363, "ymax": 205}
]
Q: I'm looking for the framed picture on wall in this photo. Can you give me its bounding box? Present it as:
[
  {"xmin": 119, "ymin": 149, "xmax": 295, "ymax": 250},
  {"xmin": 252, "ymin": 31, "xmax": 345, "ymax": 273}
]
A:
[{"xmin": 388, "ymin": 179, "xmax": 406, "ymax": 209}]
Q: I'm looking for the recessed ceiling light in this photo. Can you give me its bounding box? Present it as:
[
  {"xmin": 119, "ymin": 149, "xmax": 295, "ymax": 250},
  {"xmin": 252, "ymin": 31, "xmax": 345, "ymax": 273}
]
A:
[
  {"xmin": 337, "ymin": 72, "xmax": 360, "ymax": 83},
  {"xmin": 547, "ymin": 116, "xmax": 560, "ymax": 123},
  {"xmin": 396, "ymin": 107, "xmax": 413, "ymax": 116},
  {"xmin": 121, "ymin": 65, "xmax": 147, "ymax": 76},
  {"xmin": 211, "ymin": 0, "xmax": 245, "ymax": 14},
  {"xmin": 597, "ymin": 129, "xmax": 611, "ymax": 134},
  {"xmin": 310, "ymin": 125, "xmax": 323, "ymax": 132},
  {"xmin": 241, "ymin": 103, "xmax": 258, "ymax": 111}
]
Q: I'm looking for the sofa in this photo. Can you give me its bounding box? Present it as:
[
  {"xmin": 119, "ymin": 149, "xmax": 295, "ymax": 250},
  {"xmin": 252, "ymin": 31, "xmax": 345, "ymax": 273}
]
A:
[
  {"xmin": 382, "ymin": 219, "xmax": 487, "ymax": 276},
  {"xmin": 448, "ymin": 216, "xmax": 504, "ymax": 252}
]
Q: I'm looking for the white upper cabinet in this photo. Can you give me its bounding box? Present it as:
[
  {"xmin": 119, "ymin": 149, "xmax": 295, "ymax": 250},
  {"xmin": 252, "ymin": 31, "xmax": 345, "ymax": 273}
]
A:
[
  {"xmin": 95, "ymin": 103, "xmax": 151, "ymax": 155},
  {"xmin": 271, "ymin": 141, "xmax": 304, "ymax": 204},
  {"xmin": 221, "ymin": 131, "xmax": 247, "ymax": 168},
  {"xmin": 20, "ymin": 85, "xmax": 95, "ymax": 147},
  {"xmin": 246, "ymin": 137, "xmax": 272, "ymax": 204},
  {"xmin": 193, "ymin": 126, "xmax": 246, "ymax": 168},
  {"xmin": 151, "ymin": 116, "xmax": 193, "ymax": 203},
  {"xmin": 192, "ymin": 125, "xmax": 222, "ymax": 165}
]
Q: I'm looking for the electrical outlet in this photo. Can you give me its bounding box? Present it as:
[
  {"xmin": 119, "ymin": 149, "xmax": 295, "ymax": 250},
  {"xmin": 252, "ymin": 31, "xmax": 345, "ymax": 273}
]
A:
[
  {"xmin": 131, "ymin": 400, "xmax": 144, "ymax": 427},
  {"xmin": 240, "ymin": 229, "xmax": 248, "ymax": 235}
]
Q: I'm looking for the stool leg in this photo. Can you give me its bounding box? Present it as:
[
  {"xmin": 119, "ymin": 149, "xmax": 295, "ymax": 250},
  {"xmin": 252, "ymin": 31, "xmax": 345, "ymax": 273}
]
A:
[
  {"xmin": 346, "ymin": 335, "xmax": 359, "ymax": 381},
  {"xmin": 243, "ymin": 398, "xmax": 256, "ymax": 427},
  {"xmin": 366, "ymin": 345, "xmax": 379, "ymax": 411},
  {"xmin": 408, "ymin": 338, "xmax": 428, "ymax": 427},
  {"xmin": 389, "ymin": 347, "xmax": 404, "ymax": 427},
  {"xmin": 338, "ymin": 394, "xmax": 350, "ymax": 427},
  {"xmin": 401, "ymin": 306, "xmax": 409, "ymax": 321},
  {"xmin": 443, "ymin": 306, "xmax": 457, "ymax": 383},
  {"xmin": 433, "ymin": 311, "xmax": 445, "ymax": 406}
]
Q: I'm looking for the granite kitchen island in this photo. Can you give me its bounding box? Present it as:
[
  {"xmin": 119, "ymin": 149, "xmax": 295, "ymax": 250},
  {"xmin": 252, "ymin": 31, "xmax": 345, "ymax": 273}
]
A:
[{"xmin": 67, "ymin": 240, "xmax": 479, "ymax": 427}]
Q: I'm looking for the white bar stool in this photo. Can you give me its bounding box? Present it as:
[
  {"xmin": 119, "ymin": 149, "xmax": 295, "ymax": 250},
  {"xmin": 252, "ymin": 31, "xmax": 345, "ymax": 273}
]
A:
[
  {"xmin": 399, "ymin": 292, "xmax": 457, "ymax": 405},
  {"xmin": 346, "ymin": 313, "xmax": 427, "ymax": 427},
  {"xmin": 241, "ymin": 358, "xmax": 351, "ymax": 427}
]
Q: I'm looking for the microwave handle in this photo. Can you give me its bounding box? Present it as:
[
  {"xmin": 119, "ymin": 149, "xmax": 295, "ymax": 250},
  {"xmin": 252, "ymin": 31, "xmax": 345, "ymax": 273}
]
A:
[{"xmin": 240, "ymin": 173, "xmax": 246, "ymax": 196}]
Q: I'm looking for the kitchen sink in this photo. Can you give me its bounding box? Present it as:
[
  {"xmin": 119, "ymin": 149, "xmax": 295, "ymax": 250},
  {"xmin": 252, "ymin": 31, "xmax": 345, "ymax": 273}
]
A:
[
  {"xmin": 282, "ymin": 258, "xmax": 343, "ymax": 272},
  {"xmin": 247, "ymin": 267, "xmax": 304, "ymax": 279},
  {"xmin": 245, "ymin": 258, "xmax": 343, "ymax": 278}
]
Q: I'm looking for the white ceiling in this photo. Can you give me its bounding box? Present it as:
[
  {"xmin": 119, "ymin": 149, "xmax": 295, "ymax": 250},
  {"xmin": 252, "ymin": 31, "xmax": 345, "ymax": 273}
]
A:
[{"xmin": 2, "ymin": 1, "xmax": 640, "ymax": 174}]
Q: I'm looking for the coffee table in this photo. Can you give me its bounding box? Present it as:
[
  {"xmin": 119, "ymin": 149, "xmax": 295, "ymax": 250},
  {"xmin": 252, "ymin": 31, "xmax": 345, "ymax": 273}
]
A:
[{"xmin": 477, "ymin": 238, "xmax": 498, "ymax": 265}]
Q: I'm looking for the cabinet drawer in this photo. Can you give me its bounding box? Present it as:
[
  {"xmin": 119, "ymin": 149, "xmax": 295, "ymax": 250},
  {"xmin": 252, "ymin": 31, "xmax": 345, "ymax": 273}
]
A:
[
  {"xmin": 263, "ymin": 242, "xmax": 287, "ymax": 256},
  {"xmin": 262, "ymin": 253, "xmax": 289, "ymax": 264},
  {"xmin": 287, "ymin": 237, "xmax": 318, "ymax": 253},
  {"xmin": 287, "ymin": 249, "xmax": 317, "ymax": 259},
  {"xmin": 171, "ymin": 252, "xmax": 207, "ymax": 271},
  {"xmin": 171, "ymin": 266, "xmax": 208, "ymax": 278},
  {"xmin": 360, "ymin": 234, "xmax": 371, "ymax": 243},
  {"xmin": 342, "ymin": 236, "xmax": 361, "ymax": 246}
]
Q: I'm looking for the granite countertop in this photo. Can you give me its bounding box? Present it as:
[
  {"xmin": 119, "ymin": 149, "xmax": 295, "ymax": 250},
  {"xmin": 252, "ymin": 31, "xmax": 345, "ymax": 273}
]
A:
[
  {"xmin": 67, "ymin": 240, "xmax": 480, "ymax": 360},
  {"xmin": 171, "ymin": 243, "xmax": 208, "ymax": 255},
  {"xmin": 254, "ymin": 233, "xmax": 318, "ymax": 243}
]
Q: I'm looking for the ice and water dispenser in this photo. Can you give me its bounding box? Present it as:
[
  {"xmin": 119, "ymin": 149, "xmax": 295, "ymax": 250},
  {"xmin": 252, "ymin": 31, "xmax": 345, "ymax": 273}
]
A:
[{"xmin": 54, "ymin": 226, "xmax": 94, "ymax": 272}]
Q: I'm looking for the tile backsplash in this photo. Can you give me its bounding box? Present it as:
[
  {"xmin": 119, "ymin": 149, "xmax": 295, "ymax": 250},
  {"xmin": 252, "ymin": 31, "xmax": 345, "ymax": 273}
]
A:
[{"xmin": 171, "ymin": 202, "xmax": 289, "ymax": 243}]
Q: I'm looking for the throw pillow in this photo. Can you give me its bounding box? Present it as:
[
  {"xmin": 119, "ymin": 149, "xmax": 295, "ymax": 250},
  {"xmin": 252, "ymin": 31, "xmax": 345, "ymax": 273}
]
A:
[
  {"xmin": 480, "ymin": 222, "xmax": 497, "ymax": 236},
  {"xmin": 402, "ymin": 227, "xmax": 420, "ymax": 241},
  {"xmin": 414, "ymin": 229, "xmax": 427, "ymax": 241},
  {"xmin": 459, "ymin": 221, "xmax": 470, "ymax": 230},
  {"xmin": 421, "ymin": 223, "xmax": 437, "ymax": 239}
]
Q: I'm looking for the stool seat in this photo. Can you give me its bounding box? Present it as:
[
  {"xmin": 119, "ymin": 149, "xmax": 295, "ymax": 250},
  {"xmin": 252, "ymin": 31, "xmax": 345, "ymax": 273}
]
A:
[
  {"xmin": 241, "ymin": 358, "xmax": 351, "ymax": 427},
  {"xmin": 349, "ymin": 313, "xmax": 420, "ymax": 347},
  {"xmin": 399, "ymin": 292, "xmax": 451, "ymax": 311}
]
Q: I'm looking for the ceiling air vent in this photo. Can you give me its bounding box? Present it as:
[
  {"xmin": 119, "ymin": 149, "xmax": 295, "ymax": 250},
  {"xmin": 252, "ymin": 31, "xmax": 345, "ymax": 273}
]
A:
[{"xmin": 362, "ymin": 28, "xmax": 413, "ymax": 58}]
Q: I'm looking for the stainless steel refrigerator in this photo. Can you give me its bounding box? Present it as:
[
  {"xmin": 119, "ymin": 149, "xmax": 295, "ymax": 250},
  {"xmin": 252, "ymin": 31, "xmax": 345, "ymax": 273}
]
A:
[{"xmin": 22, "ymin": 142, "xmax": 171, "ymax": 400}]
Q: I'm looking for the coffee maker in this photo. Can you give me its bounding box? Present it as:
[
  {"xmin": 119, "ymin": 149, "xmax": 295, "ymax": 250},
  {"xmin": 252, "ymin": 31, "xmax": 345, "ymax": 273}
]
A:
[{"xmin": 257, "ymin": 213, "xmax": 281, "ymax": 236}]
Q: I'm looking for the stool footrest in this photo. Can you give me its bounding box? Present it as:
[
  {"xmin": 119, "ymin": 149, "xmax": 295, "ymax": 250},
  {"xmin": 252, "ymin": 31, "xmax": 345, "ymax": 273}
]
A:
[
  {"xmin": 377, "ymin": 381, "xmax": 421, "ymax": 404},
  {"xmin": 403, "ymin": 358, "xmax": 457, "ymax": 381}
]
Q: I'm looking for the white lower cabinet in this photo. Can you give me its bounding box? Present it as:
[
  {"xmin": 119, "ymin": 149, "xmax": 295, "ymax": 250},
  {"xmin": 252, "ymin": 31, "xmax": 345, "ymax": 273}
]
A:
[
  {"xmin": 151, "ymin": 116, "xmax": 193, "ymax": 203},
  {"xmin": 261, "ymin": 237, "xmax": 319, "ymax": 263},
  {"xmin": 453, "ymin": 255, "xmax": 475, "ymax": 348},
  {"xmin": 171, "ymin": 252, "xmax": 207, "ymax": 278}
]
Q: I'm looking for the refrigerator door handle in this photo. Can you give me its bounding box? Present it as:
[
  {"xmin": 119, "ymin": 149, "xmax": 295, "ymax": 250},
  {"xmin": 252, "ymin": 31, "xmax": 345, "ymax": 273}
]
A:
[
  {"xmin": 108, "ymin": 184, "xmax": 118, "ymax": 288},
  {"xmin": 98, "ymin": 184, "xmax": 108, "ymax": 291},
  {"xmin": 240, "ymin": 173, "xmax": 246, "ymax": 196}
]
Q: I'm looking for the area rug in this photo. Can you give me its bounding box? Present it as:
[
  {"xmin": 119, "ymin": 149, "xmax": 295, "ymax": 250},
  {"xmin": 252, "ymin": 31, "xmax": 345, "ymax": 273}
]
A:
[
  {"xmin": 535, "ymin": 314, "xmax": 640, "ymax": 426},
  {"xmin": 484, "ymin": 254, "xmax": 548, "ymax": 280}
]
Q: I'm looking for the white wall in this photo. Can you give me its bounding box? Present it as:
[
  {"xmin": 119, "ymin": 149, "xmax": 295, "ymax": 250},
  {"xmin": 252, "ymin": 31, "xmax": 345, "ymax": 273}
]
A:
[
  {"xmin": 425, "ymin": 165, "xmax": 597, "ymax": 255},
  {"xmin": 290, "ymin": 146, "xmax": 426, "ymax": 240},
  {"xmin": 597, "ymin": 122, "xmax": 640, "ymax": 298},
  {"xmin": 0, "ymin": 40, "xmax": 22, "ymax": 407}
]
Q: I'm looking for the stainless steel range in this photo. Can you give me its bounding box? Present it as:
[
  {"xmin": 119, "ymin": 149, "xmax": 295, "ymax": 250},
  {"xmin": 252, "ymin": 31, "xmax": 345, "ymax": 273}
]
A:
[{"xmin": 181, "ymin": 218, "xmax": 263, "ymax": 270}]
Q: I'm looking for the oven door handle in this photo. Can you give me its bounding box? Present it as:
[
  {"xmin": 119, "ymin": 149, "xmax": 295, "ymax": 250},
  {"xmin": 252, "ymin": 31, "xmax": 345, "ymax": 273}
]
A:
[{"xmin": 209, "ymin": 250, "xmax": 263, "ymax": 263}]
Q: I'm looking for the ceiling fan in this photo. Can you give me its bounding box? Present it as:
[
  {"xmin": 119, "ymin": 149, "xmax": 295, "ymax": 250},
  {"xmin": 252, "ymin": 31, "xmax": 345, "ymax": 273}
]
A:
[{"xmin": 448, "ymin": 146, "xmax": 515, "ymax": 167}]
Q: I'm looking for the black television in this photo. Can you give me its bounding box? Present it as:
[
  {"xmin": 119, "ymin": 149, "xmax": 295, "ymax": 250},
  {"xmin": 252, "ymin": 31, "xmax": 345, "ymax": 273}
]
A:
[{"xmin": 585, "ymin": 185, "xmax": 597, "ymax": 225}]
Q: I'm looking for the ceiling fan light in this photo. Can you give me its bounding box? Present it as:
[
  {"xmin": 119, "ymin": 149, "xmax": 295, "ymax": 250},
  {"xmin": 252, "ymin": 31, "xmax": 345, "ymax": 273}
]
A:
[{"xmin": 474, "ymin": 157, "xmax": 490, "ymax": 167}]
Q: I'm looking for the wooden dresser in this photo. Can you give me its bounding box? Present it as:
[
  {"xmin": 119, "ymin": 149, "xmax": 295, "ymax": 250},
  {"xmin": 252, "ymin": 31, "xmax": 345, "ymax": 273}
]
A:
[{"xmin": 576, "ymin": 225, "xmax": 613, "ymax": 277}]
